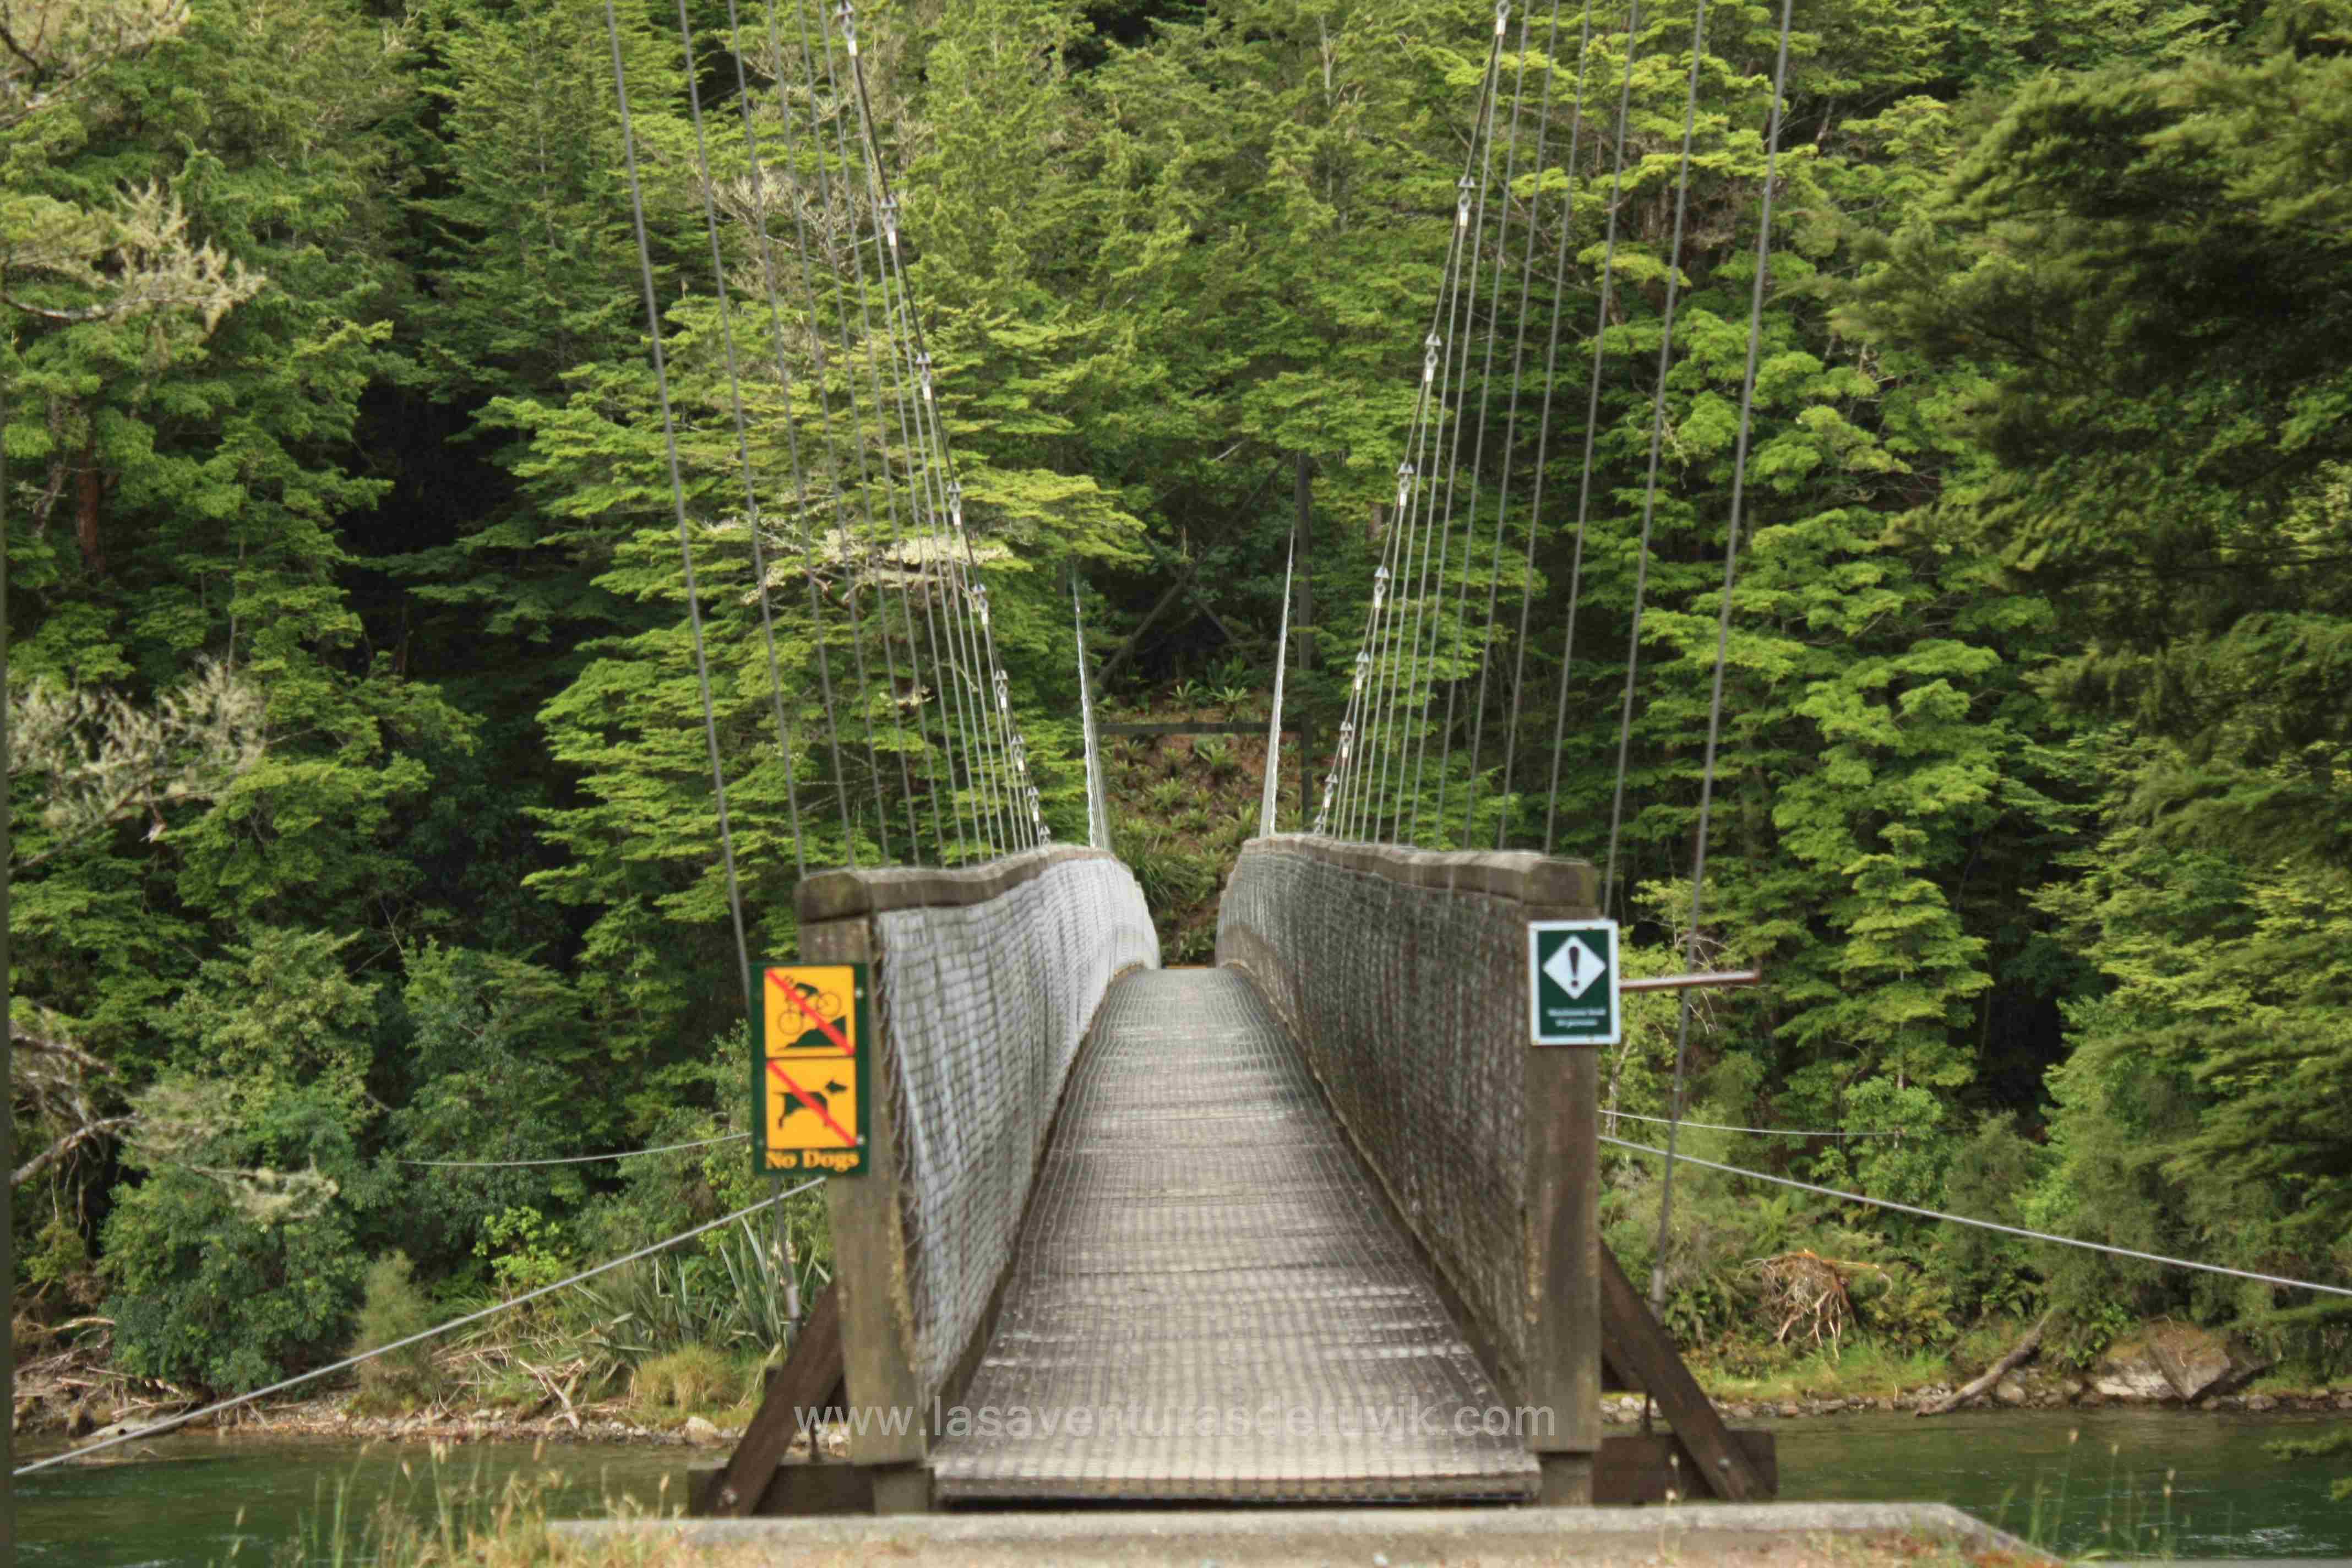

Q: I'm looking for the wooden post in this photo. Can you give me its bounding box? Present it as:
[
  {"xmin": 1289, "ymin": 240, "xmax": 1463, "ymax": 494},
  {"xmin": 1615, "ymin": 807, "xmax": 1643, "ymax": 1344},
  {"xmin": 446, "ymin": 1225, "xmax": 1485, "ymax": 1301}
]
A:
[
  {"xmin": 803, "ymin": 913, "xmax": 931, "ymax": 1512},
  {"xmin": 1523, "ymin": 896, "xmax": 1603, "ymax": 1505},
  {"xmin": 1596, "ymin": 1246, "xmax": 1773, "ymax": 1501}
]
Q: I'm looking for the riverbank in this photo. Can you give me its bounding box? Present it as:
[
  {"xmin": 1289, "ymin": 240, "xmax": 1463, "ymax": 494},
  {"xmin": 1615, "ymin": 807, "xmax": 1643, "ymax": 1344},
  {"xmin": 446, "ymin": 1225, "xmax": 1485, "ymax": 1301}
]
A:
[
  {"xmin": 26, "ymin": 1320, "xmax": 2350, "ymax": 1460},
  {"xmin": 22, "ymin": 1391, "xmax": 828, "ymax": 1463},
  {"xmin": 35, "ymin": 1376, "xmax": 2352, "ymax": 1468},
  {"xmin": 1672, "ymin": 1321, "xmax": 2352, "ymax": 1423}
]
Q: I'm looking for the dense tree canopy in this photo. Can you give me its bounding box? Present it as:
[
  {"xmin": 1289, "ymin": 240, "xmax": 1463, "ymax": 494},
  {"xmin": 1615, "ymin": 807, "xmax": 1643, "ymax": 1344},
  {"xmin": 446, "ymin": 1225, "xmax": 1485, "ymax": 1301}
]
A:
[{"xmin": 4, "ymin": 0, "xmax": 2348, "ymax": 1395}]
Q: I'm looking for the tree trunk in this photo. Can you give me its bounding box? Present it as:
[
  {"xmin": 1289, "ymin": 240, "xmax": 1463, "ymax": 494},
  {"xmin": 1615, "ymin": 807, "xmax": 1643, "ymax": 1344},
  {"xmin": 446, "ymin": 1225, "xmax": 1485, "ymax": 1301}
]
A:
[{"xmin": 75, "ymin": 445, "xmax": 105, "ymax": 575}]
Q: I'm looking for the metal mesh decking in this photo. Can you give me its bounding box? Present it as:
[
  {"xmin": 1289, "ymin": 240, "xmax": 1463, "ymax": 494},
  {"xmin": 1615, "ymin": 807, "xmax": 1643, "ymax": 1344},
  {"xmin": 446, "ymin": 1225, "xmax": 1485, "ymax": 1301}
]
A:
[{"xmin": 927, "ymin": 968, "xmax": 1539, "ymax": 1503}]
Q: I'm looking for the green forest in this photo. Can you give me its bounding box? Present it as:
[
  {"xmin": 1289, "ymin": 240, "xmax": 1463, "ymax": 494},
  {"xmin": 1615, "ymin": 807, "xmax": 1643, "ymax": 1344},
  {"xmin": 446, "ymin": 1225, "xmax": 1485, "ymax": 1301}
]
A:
[{"xmin": 3, "ymin": 0, "xmax": 2349, "ymax": 1418}]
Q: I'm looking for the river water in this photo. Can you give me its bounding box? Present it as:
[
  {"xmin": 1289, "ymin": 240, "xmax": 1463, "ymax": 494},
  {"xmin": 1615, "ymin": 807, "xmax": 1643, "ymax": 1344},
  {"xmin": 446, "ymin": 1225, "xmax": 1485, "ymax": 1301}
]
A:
[{"xmin": 18, "ymin": 1407, "xmax": 2352, "ymax": 1564}]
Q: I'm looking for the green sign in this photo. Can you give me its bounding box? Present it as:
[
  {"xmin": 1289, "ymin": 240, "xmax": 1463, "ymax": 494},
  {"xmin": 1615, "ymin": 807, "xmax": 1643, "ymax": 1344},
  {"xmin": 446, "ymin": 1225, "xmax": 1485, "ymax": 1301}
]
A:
[{"xmin": 1529, "ymin": 919, "xmax": 1619, "ymax": 1046}]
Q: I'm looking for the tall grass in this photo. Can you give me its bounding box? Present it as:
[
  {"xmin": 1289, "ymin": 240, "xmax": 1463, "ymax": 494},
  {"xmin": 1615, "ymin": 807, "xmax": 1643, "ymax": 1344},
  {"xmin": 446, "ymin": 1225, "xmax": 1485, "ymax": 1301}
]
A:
[
  {"xmin": 279, "ymin": 1444, "xmax": 692, "ymax": 1568},
  {"xmin": 1996, "ymin": 1428, "xmax": 2184, "ymax": 1561}
]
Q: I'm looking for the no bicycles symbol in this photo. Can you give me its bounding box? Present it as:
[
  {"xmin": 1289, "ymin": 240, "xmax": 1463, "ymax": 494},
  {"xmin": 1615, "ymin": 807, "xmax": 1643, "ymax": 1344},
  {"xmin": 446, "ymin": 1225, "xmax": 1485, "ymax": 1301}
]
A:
[{"xmin": 1528, "ymin": 919, "xmax": 1620, "ymax": 1046}]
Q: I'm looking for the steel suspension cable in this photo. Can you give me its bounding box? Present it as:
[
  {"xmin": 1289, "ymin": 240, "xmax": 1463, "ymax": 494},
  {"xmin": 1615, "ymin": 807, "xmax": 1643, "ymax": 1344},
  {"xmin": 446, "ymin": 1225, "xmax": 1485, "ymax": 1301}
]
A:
[
  {"xmin": 1074, "ymin": 578, "xmax": 1111, "ymax": 850},
  {"xmin": 865, "ymin": 208, "xmax": 984, "ymax": 862},
  {"xmin": 1357, "ymin": 28, "xmax": 1505, "ymax": 842},
  {"xmin": 902, "ymin": 357, "xmax": 1012, "ymax": 856},
  {"xmin": 859, "ymin": 193, "xmax": 975, "ymax": 861},
  {"xmin": 1338, "ymin": 14, "xmax": 1504, "ymax": 842},
  {"xmin": 603, "ymin": 0, "xmax": 759, "ymax": 1025},
  {"xmin": 1322, "ymin": 495, "xmax": 1390, "ymax": 835},
  {"xmin": 1386, "ymin": 148, "xmax": 1489, "ymax": 841},
  {"xmin": 836, "ymin": 3, "xmax": 1039, "ymax": 853},
  {"xmin": 842, "ymin": 108, "xmax": 1035, "ymax": 855},
  {"xmin": 1604, "ymin": 1109, "xmax": 1904, "ymax": 1139},
  {"xmin": 1603, "ymin": 0, "xmax": 1711, "ymax": 920},
  {"xmin": 1499, "ymin": 0, "xmax": 1598, "ymax": 849},
  {"xmin": 1368, "ymin": 282, "xmax": 1467, "ymax": 840},
  {"xmin": 1420, "ymin": 5, "xmax": 1534, "ymax": 846},
  {"xmin": 1261, "ymin": 537, "xmax": 1298, "ymax": 836},
  {"xmin": 799, "ymin": 0, "xmax": 997, "ymax": 859},
  {"xmin": 1651, "ymin": 0, "xmax": 1795, "ymax": 1315},
  {"xmin": 1332, "ymin": 494, "xmax": 1407, "ymax": 839},
  {"xmin": 747, "ymin": 0, "xmax": 865, "ymax": 864},
  {"xmin": 674, "ymin": 0, "xmax": 812, "ymax": 876},
  {"xmin": 1336, "ymin": 126, "xmax": 1475, "ymax": 840},
  {"xmin": 1353, "ymin": 437, "xmax": 1430, "ymax": 841},
  {"xmin": 803, "ymin": 8, "xmax": 952, "ymax": 863},
  {"xmin": 876, "ymin": 219, "xmax": 1022, "ymax": 856},
  {"xmin": 721, "ymin": 0, "xmax": 841, "ymax": 876},
  {"xmin": 399, "ymin": 1130, "xmax": 753, "ymax": 1168},
  {"xmin": 1462, "ymin": 0, "xmax": 1574, "ymax": 847},
  {"xmin": 1338, "ymin": 382, "xmax": 1424, "ymax": 838},
  {"xmin": 1543, "ymin": 0, "xmax": 1647, "ymax": 857},
  {"xmin": 1602, "ymin": 1137, "xmax": 2352, "ymax": 1302},
  {"xmin": 1318, "ymin": 501, "xmax": 1392, "ymax": 835},
  {"xmin": 777, "ymin": 3, "xmax": 894, "ymax": 864},
  {"xmin": 764, "ymin": 0, "xmax": 895, "ymax": 860}
]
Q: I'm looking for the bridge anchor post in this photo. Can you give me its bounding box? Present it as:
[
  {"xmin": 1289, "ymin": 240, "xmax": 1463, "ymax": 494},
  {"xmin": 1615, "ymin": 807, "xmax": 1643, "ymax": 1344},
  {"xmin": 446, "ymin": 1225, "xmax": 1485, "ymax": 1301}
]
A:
[{"xmin": 1525, "ymin": 894, "xmax": 1605, "ymax": 1507}]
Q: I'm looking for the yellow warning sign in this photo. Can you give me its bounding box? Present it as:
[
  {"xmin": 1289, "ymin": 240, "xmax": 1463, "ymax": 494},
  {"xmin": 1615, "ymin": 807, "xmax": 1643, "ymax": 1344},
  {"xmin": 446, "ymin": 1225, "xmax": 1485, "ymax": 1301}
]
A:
[{"xmin": 757, "ymin": 963, "xmax": 868, "ymax": 1175}]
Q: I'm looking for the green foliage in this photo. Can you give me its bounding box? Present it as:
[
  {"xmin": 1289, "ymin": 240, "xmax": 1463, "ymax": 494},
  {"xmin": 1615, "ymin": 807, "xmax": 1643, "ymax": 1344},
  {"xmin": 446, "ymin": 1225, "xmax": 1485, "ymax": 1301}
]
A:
[
  {"xmin": 476, "ymin": 1206, "xmax": 571, "ymax": 1298},
  {"xmin": 1845, "ymin": 31, "xmax": 2352, "ymax": 867},
  {"xmin": 1936, "ymin": 1114, "xmax": 2052, "ymax": 1317},
  {"xmin": 9, "ymin": 0, "xmax": 2352, "ymax": 1400},
  {"xmin": 101, "ymin": 1075, "xmax": 373, "ymax": 1392},
  {"xmin": 96, "ymin": 930, "xmax": 393, "ymax": 1391},
  {"xmin": 381, "ymin": 943, "xmax": 595, "ymax": 1274},
  {"xmin": 1856, "ymin": 1266, "xmax": 1962, "ymax": 1352},
  {"xmin": 2266, "ymin": 1427, "xmax": 2352, "ymax": 1501},
  {"xmin": 2027, "ymin": 809, "xmax": 2352, "ymax": 1329},
  {"xmin": 352, "ymin": 1253, "xmax": 444, "ymax": 1411}
]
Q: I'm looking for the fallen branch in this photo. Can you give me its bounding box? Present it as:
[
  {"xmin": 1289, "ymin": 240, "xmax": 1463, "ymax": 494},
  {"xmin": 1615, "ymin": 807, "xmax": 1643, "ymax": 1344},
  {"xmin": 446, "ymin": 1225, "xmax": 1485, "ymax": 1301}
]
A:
[
  {"xmin": 1917, "ymin": 1311, "xmax": 2052, "ymax": 1416},
  {"xmin": 15, "ymin": 1115, "xmax": 136, "ymax": 1187}
]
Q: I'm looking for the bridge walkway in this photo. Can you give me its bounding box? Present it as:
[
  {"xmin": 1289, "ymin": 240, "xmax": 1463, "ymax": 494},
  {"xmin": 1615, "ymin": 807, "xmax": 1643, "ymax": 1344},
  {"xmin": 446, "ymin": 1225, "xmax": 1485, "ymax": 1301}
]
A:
[{"xmin": 928, "ymin": 967, "xmax": 1540, "ymax": 1503}]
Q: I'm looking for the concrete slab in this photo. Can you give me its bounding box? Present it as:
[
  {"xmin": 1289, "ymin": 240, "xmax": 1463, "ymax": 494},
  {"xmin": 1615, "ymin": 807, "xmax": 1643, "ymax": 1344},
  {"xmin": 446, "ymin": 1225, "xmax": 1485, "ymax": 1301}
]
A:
[{"xmin": 553, "ymin": 1501, "xmax": 2045, "ymax": 1566}]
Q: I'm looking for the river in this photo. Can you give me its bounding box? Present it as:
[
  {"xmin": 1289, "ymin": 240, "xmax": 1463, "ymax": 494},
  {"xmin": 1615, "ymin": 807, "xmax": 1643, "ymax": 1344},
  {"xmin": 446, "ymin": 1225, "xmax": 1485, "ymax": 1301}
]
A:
[{"xmin": 18, "ymin": 1407, "xmax": 2352, "ymax": 1564}]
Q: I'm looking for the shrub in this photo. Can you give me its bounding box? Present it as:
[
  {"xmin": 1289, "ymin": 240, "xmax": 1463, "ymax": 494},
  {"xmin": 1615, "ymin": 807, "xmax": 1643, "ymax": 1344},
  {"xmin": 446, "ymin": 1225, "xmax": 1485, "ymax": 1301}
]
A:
[
  {"xmin": 634, "ymin": 1344, "xmax": 740, "ymax": 1412},
  {"xmin": 102, "ymin": 1079, "xmax": 377, "ymax": 1393},
  {"xmin": 1854, "ymin": 1265, "xmax": 1961, "ymax": 1352},
  {"xmin": 352, "ymin": 1251, "xmax": 443, "ymax": 1411}
]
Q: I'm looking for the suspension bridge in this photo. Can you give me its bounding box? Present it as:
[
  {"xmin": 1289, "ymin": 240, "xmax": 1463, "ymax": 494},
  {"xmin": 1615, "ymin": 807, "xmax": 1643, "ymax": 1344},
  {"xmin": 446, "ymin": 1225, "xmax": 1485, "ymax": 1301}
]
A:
[{"xmin": 613, "ymin": 0, "xmax": 1794, "ymax": 1517}]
